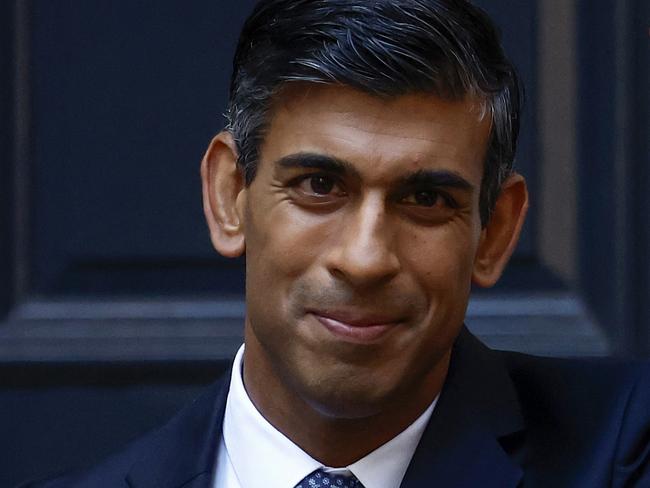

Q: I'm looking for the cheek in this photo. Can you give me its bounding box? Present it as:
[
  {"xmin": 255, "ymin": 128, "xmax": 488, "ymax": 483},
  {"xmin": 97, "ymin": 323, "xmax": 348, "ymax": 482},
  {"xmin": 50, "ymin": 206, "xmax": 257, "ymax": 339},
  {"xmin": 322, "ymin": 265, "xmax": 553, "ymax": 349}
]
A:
[
  {"xmin": 399, "ymin": 224, "xmax": 479, "ymax": 293},
  {"xmin": 243, "ymin": 199, "xmax": 338, "ymax": 347},
  {"xmin": 244, "ymin": 198, "xmax": 331, "ymax": 284}
]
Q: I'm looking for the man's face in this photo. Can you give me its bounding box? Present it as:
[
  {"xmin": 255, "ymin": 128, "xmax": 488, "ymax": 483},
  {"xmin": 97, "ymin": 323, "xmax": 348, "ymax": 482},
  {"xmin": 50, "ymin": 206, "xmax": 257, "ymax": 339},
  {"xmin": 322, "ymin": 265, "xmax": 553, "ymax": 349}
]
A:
[{"xmin": 240, "ymin": 85, "xmax": 491, "ymax": 419}]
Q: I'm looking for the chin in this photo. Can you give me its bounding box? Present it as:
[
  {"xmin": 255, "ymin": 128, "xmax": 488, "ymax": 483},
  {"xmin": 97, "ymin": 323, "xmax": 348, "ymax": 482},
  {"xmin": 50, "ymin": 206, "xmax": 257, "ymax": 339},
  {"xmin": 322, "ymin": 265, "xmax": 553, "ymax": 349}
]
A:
[
  {"xmin": 296, "ymin": 370, "xmax": 402, "ymax": 420},
  {"xmin": 306, "ymin": 391, "xmax": 391, "ymax": 420}
]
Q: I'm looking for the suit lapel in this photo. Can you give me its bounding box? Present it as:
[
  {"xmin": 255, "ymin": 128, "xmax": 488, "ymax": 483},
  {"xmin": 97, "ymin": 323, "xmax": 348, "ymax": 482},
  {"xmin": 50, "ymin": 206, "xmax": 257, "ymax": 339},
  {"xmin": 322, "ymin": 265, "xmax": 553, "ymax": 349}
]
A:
[
  {"xmin": 401, "ymin": 328, "xmax": 525, "ymax": 488},
  {"xmin": 126, "ymin": 370, "xmax": 232, "ymax": 488}
]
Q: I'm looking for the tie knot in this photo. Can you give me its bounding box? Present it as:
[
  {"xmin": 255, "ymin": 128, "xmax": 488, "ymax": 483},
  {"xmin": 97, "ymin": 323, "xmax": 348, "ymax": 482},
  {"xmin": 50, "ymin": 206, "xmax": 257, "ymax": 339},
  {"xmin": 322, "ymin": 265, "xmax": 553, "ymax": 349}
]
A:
[{"xmin": 295, "ymin": 468, "xmax": 364, "ymax": 488}]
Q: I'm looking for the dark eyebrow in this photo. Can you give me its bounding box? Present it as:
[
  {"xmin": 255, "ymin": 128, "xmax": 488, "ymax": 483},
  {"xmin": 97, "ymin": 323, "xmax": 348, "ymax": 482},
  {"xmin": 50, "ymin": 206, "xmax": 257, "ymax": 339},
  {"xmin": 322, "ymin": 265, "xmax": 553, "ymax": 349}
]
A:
[
  {"xmin": 401, "ymin": 170, "xmax": 475, "ymax": 192},
  {"xmin": 275, "ymin": 152, "xmax": 358, "ymax": 177}
]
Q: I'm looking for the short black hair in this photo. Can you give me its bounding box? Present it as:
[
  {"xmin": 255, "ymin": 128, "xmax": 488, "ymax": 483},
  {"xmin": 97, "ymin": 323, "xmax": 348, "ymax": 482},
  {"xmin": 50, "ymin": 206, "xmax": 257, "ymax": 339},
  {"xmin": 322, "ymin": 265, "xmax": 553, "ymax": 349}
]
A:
[{"xmin": 227, "ymin": 0, "xmax": 521, "ymax": 225}]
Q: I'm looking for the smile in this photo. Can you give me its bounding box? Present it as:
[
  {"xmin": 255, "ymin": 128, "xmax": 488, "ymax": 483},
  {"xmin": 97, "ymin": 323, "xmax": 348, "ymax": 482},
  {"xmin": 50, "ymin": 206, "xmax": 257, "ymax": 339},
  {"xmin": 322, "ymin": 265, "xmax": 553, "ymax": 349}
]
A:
[{"xmin": 308, "ymin": 310, "xmax": 401, "ymax": 344}]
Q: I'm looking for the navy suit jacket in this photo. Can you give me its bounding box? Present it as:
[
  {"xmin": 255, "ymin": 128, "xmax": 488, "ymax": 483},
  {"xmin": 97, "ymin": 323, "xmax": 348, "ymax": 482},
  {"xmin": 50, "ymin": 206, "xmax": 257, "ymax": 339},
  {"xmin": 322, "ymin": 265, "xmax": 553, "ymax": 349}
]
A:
[{"xmin": 21, "ymin": 328, "xmax": 650, "ymax": 487}]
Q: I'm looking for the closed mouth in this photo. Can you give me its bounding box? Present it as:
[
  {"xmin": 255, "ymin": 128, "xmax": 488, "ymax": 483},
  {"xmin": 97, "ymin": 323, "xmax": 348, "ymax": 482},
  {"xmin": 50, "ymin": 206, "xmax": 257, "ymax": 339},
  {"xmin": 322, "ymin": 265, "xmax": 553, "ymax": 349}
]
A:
[{"xmin": 308, "ymin": 310, "xmax": 403, "ymax": 343}]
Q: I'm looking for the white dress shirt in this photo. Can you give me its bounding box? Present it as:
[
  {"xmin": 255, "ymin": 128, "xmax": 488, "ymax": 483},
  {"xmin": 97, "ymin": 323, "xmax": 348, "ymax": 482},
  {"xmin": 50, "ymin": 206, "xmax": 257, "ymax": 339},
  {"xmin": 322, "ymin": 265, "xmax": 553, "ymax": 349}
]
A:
[{"xmin": 213, "ymin": 345, "xmax": 437, "ymax": 488}]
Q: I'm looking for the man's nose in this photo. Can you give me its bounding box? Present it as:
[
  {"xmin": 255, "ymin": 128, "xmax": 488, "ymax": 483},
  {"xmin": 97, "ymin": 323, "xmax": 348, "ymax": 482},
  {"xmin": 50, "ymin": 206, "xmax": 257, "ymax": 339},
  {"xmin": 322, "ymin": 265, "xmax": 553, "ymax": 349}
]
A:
[{"xmin": 325, "ymin": 194, "xmax": 401, "ymax": 287}]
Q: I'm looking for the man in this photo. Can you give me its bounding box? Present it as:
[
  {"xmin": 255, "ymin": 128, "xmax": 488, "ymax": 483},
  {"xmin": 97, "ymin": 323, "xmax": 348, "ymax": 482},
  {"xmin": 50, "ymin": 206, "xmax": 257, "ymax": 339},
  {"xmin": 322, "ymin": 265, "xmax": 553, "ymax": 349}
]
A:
[{"xmin": 22, "ymin": 0, "xmax": 650, "ymax": 487}]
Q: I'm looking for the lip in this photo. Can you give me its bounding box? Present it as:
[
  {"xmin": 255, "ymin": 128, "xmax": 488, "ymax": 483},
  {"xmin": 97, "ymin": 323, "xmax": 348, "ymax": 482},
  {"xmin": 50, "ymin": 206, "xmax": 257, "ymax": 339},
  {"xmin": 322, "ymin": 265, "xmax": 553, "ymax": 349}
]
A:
[{"xmin": 308, "ymin": 310, "xmax": 401, "ymax": 344}]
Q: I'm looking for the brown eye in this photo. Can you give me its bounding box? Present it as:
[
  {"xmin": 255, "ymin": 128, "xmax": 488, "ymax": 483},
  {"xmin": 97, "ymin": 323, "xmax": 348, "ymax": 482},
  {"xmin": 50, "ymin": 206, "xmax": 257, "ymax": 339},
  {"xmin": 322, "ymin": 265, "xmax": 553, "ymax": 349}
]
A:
[
  {"xmin": 413, "ymin": 190, "xmax": 440, "ymax": 207},
  {"xmin": 403, "ymin": 190, "xmax": 443, "ymax": 207},
  {"xmin": 288, "ymin": 173, "xmax": 347, "ymax": 210},
  {"xmin": 308, "ymin": 175, "xmax": 336, "ymax": 195}
]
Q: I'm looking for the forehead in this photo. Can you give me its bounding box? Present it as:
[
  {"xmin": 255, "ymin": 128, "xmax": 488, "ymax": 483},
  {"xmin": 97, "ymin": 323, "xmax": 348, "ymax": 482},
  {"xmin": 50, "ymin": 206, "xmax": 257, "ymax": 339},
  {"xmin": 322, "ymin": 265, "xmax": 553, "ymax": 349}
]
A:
[{"xmin": 260, "ymin": 84, "xmax": 491, "ymax": 183}]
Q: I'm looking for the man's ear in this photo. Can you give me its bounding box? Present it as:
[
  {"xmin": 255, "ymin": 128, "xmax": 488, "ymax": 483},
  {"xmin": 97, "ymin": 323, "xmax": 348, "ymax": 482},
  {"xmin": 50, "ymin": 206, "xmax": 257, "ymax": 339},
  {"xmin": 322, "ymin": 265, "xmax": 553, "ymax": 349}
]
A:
[
  {"xmin": 472, "ymin": 173, "xmax": 529, "ymax": 287},
  {"xmin": 200, "ymin": 131, "xmax": 246, "ymax": 257}
]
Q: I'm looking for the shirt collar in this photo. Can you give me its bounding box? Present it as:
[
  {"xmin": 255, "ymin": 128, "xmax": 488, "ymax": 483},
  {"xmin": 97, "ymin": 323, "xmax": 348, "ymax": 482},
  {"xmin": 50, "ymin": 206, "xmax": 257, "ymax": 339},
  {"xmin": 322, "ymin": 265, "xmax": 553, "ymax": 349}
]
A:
[
  {"xmin": 349, "ymin": 396, "xmax": 436, "ymax": 488},
  {"xmin": 223, "ymin": 344, "xmax": 437, "ymax": 488}
]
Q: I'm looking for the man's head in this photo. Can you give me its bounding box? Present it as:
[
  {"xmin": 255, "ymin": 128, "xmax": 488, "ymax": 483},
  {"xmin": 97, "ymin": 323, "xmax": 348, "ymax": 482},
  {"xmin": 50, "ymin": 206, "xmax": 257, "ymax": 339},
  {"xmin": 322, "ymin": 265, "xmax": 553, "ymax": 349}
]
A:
[
  {"xmin": 227, "ymin": 0, "xmax": 521, "ymax": 226},
  {"xmin": 201, "ymin": 0, "xmax": 528, "ymax": 457}
]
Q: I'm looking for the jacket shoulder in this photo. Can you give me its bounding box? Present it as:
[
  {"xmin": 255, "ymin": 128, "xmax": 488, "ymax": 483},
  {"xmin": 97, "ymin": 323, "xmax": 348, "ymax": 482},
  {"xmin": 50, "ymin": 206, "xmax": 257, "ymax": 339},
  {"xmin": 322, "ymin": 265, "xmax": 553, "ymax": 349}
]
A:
[
  {"xmin": 502, "ymin": 351, "xmax": 650, "ymax": 483},
  {"xmin": 502, "ymin": 352, "xmax": 650, "ymax": 412},
  {"xmin": 15, "ymin": 418, "xmax": 172, "ymax": 488},
  {"xmin": 15, "ymin": 375, "xmax": 230, "ymax": 488}
]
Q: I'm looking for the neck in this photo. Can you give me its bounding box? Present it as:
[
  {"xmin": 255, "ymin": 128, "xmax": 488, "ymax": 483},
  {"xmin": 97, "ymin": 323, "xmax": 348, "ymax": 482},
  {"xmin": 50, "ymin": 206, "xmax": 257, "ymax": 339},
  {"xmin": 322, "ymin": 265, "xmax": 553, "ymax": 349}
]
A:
[{"xmin": 242, "ymin": 330, "xmax": 449, "ymax": 467}]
